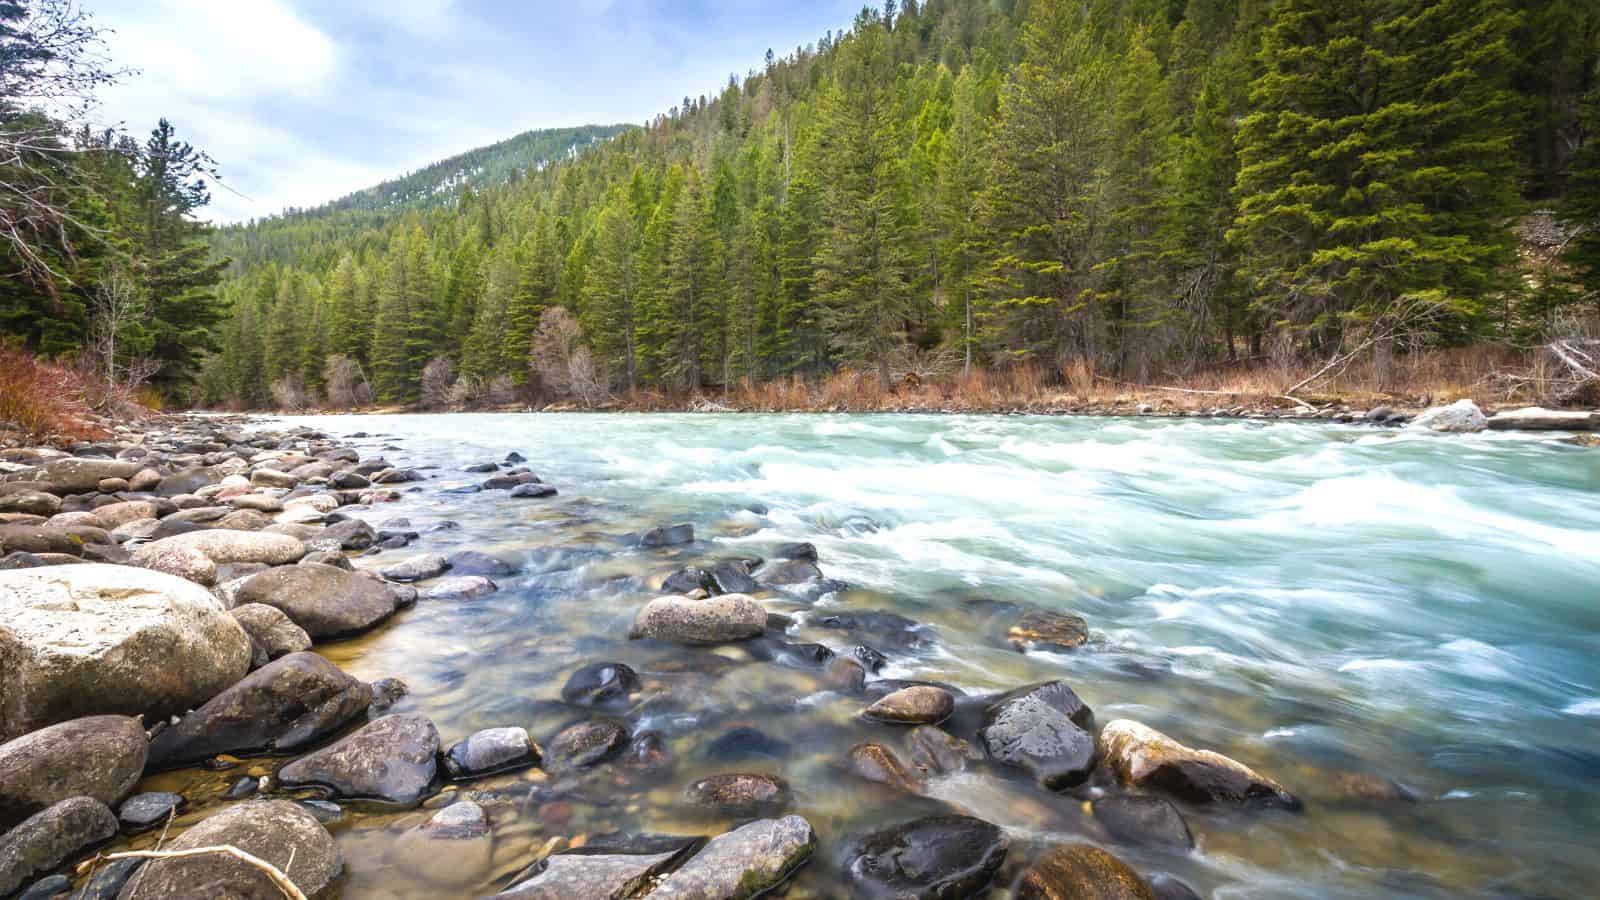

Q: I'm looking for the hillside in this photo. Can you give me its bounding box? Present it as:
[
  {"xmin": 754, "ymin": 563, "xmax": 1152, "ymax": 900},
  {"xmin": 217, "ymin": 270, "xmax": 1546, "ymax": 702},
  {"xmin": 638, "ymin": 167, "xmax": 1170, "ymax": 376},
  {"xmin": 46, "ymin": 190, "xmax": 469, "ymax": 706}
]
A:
[{"xmin": 197, "ymin": 0, "xmax": 1600, "ymax": 411}]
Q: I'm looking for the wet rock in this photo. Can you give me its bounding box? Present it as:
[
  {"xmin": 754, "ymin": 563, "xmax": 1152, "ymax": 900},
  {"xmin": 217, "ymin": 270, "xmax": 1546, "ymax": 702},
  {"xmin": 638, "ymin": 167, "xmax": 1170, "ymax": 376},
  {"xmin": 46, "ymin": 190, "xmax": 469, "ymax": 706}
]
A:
[
  {"xmin": 229, "ymin": 603, "xmax": 312, "ymax": 668},
  {"xmin": 1092, "ymin": 794, "xmax": 1194, "ymax": 850},
  {"xmin": 443, "ymin": 727, "xmax": 541, "ymax": 779},
  {"xmin": 154, "ymin": 468, "xmax": 216, "ymax": 498},
  {"xmin": 505, "ymin": 451, "xmax": 526, "ymax": 463},
  {"xmin": 17, "ymin": 873, "xmax": 69, "ymax": 899},
  {"xmin": 368, "ymin": 677, "xmax": 410, "ymax": 714},
  {"xmin": 650, "ymin": 815, "xmax": 816, "ymax": 900},
  {"xmin": 463, "ymin": 462, "xmax": 499, "ymax": 473},
  {"xmin": 846, "ymin": 742, "xmax": 922, "ymax": 793},
  {"xmin": 116, "ymin": 792, "xmax": 184, "ymax": 831},
  {"xmin": 1100, "ymin": 720, "xmax": 1299, "ymax": 809},
  {"xmin": 482, "ymin": 472, "xmax": 539, "ymax": 490},
  {"xmin": 629, "ymin": 593, "xmax": 766, "ymax": 644},
  {"xmin": 298, "ymin": 550, "xmax": 352, "ymax": 570},
  {"xmin": 0, "ymin": 716, "xmax": 147, "ymax": 829},
  {"xmin": 311, "ymin": 518, "xmax": 377, "ymax": 551},
  {"xmin": 755, "ymin": 558, "xmax": 823, "ymax": 586},
  {"xmin": 1015, "ymin": 844, "xmax": 1158, "ymax": 900},
  {"xmin": 0, "ymin": 551, "xmax": 50, "ymax": 570},
  {"xmin": 1322, "ymin": 771, "xmax": 1419, "ymax": 804},
  {"xmin": 296, "ymin": 799, "xmax": 342, "ymax": 823},
  {"xmin": 706, "ymin": 727, "xmax": 791, "ymax": 763},
  {"xmin": 379, "ymin": 552, "xmax": 451, "ymax": 582},
  {"xmin": 545, "ymin": 719, "xmax": 629, "ymax": 773},
  {"xmin": 36, "ymin": 459, "xmax": 139, "ymax": 494},
  {"xmin": 328, "ymin": 470, "xmax": 370, "ymax": 490},
  {"xmin": 0, "ymin": 798, "xmax": 117, "ymax": 897},
  {"xmin": 708, "ymin": 560, "xmax": 760, "ymax": 595},
  {"xmin": 0, "ymin": 564, "xmax": 252, "ymax": 740},
  {"xmin": 394, "ymin": 800, "xmax": 493, "ymax": 887},
  {"xmin": 233, "ymin": 563, "xmax": 399, "ymax": 639},
  {"xmin": 146, "ymin": 652, "xmax": 372, "ymax": 768},
  {"xmin": 979, "ymin": 681, "xmax": 1097, "ymax": 789},
  {"xmin": 249, "ymin": 468, "xmax": 299, "ymax": 488},
  {"xmin": 373, "ymin": 467, "xmax": 424, "ymax": 484},
  {"xmin": 1148, "ymin": 874, "xmax": 1203, "ymax": 900},
  {"xmin": 1008, "ymin": 609, "xmax": 1089, "ymax": 653},
  {"xmin": 853, "ymin": 644, "xmax": 889, "ymax": 673},
  {"xmin": 863, "ymin": 685, "xmax": 955, "ymax": 726},
  {"xmin": 623, "ymin": 731, "xmax": 672, "ymax": 777},
  {"xmin": 420, "ymin": 575, "xmax": 498, "ymax": 600},
  {"xmin": 662, "ymin": 566, "xmax": 713, "ymax": 594},
  {"xmin": 1408, "ymin": 399, "xmax": 1487, "ymax": 433},
  {"xmin": 277, "ymin": 713, "xmax": 441, "ymax": 805},
  {"xmin": 118, "ymin": 800, "xmax": 341, "ymax": 900},
  {"xmin": 510, "ymin": 483, "xmax": 558, "ymax": 499},
  {"xmin": 640, "ymin": 523, "xmax": 694, "ymax": 548},
  {"xmin": 560, "ymin": 663, "xmax": 641, "ymax": 708},
  {"xmin": 773, "ymin": 541, "xmax": 817, "ymax": 562},
  {"xmin": 446, "ymin": 550, "xmax": 517, "ymax": 577},
  {"xmin": 69, "ymin": 857, "xmax": 140, "ymax": 900},
  {"xmin": 823, "ymin": 657, "xmax": 868, "ymax": 693},
  {"xmin": 226, "ymin": 777, "xmax": 259, "ymax": 800},
  {"xmin": 683, "ymin": 773, "xmax": 791, "ymax": 817},
  {"xmin": 904, "ymin": 726, "xmax": 980, "ymax": 777},
  {"xmin": 845, "ymin": 814, "xmax": 1007, "ymax": 900},
  {"xmin": 494, "ymin": 849, "xmax": 679, "ymax": 899}
]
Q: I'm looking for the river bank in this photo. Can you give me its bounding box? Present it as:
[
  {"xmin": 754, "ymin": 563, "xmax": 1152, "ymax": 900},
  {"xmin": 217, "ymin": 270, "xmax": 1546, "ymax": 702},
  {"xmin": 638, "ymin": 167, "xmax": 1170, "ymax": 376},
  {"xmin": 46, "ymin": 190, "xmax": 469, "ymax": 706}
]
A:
[{"xmin": 1, "ymin": 412, "xmax": 1598, "ymax": 898}]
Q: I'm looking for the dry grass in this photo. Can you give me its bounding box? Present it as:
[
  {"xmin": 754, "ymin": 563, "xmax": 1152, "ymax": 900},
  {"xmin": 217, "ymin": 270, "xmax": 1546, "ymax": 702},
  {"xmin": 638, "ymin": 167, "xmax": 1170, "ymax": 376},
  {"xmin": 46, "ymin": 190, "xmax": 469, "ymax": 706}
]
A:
[{"xmin": 0, "ymin": 345, "xmax": 107, "ymax": 442}]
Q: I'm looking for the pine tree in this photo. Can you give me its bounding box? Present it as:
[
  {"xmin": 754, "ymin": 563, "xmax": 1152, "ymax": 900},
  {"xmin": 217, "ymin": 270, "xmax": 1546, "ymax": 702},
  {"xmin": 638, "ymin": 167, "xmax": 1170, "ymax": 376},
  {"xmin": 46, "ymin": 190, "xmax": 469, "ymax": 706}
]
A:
[
  {"xmin": 581, "ymin": 191, "xmax": 643, "ymax": 390},
  {"xmin": 370, "ymin": 228, "xmax": 439, "ymax": 402},
  {"xmin": 936, "ymin": 57, "xmax": 998, "ymax": 373}
]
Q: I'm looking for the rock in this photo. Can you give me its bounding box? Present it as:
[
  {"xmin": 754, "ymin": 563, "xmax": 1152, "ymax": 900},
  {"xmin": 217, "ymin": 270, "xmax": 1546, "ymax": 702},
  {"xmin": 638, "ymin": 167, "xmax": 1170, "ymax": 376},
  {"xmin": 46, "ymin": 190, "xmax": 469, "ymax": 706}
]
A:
[
  {"xmin": 755, "ymin": 558, "xmax": 823, "ymax": 586},
  {"xmin": 249, "ymin": 468, "xmax": 298, "ymax": 488},
  {"xmin": 91, "ymin": 501, "xmax": 160, "ymax": 530},
  {"xmin": 640, "ymin": 523, "xmax": 694, "ymax": 548},
  {"xmin": 0, "ymin": 551, "xmax": 52, "ymax": 570},
  {"xmin": 0, "ymin": 525, "xmax": 84, "ymax": 556},
  {"xmin": 328, "ymin": 470, "xmax": 370, "ymax": 490},
  {"xmin": 494, "ymin": 850, "xmax": 679, "ymax": 899},
  {"xmin": 708, "ymin": 560, "xmax": 760, "ymax": 595},
  {"xmin": 130, "ymin": 541, "xmax": 217, "ymax": 584},
  {"xmin": 117, "ymin": 800, "xmax": 341, "ymax": 900},
  {"xmin": 70, "ymin": 856, "xmax": 141, "ymax": 900},
  {"xmin": 822, "ymin": 657, "xmax": 867, "ymax": 693},
  {"xmin": 628, "ymin": 593, "xmax": 766, "ymax": 644},
  {"xmin": 1015, "ymin": 844, "xmax": 1157, "ymax": 900},
  {"xmin": 560, "ymin": 663, "xmax": 641, "ymax": 708},
  {"xmin": 706, "ymin": 727, "xmax": 791, "ymax": 763},
  {"xmin": 773, "ymin": 541, "xmax": 817, "ymax": 562},
  {"xmin": 979, "ymin": 681, "xmax": 1097, "ymax": 789},
  {"xmin": 420, "ymin": 575, "xmax": 498, "ymax": 600},
  {"xmin": 1100, "ymin": 719, "xmax": 1300, "ymax": 809},
  {"xmin": 662, "ymin": 566, "xmax": 712, "ymax": 594},
  {"xmin": 379, "ymin": 552, "xmax": 450, "ymax": 582},
  {"xmin": 0, "ymin": 564, "xmax": 251, "ymax": 740},
  {"xmin": 1147, "ymin": 874, "xmax": 1203, "ymax": 900},
  {"xmin": 845, "ymin": 742, "xmax": 922, "ymax": 793},
  {"xmin": 372, "ymin": 467, "xmax": 423, "ymax": 484},
  {"xmin": 863, "ymin": 685, "xmax": 954, "ymax": 725},
  {"xmin": 394, "ymin": 800, "xmax": 493, "ymax": 887},
  {"xmin": 130, "ymin": 531, "xmax": 306, "ymax": 570},
  {"xmin": 225, "ymin": 494, "xmax": 283, "ymax": 513},
  {"xmin": 1008, "ymin": 609, "xmax": 1089, "ymax": 653},
  {"xmin": 545, "ymin": 719, "xmax": 628, "ymax": 773},
  {"xmin": 505, "ymin": 451, "xmax": 526, "ymax": 463},
  {"xmin": 298, "ymin": 550, "xmax": 352, "ymax": 570},
  {"xmin": 845, "ymin": 815, "xmax": 1007, "ymax": 900},
  {"xmin": 368, "ymin": 677, "xmax": 409, "ymax": 714},
  {"xmin": 37, "ymin": 458, "xmax": 138, "ymax": 494},
  {"xmin": 96, "ymin": 478, "xmax": 129, "ymax": 493},
  {"xmin": 226, "ymin": 777, "xmax": 260, "ymax": 800},
  {"xmin": 0, "ymin": 493, "xmax": 60, "ymax": 516},
  {"xmin": 1486, "ymin": 406, "xmax": 1600, "ymax": 431},
  {"xmin": 1408, "ymin": 399, "xmax": 1488, "ymax": 433},
  {"xmin": 442, "ymin": 727, "xmax": 540, "ymax": 779},
  {"xmin": 276, "ymin": 713, "xmax": 440, "ymax": 804},
  {"xmin": 0, "ymin": 716, "xmax": 147, "ymax": 829},
  {"xmin": 229, "ymin": 604, "xmax": 313, "ymax": 667},
  {"xmin": 129, "ymin": 468, "xmax": 161, "ymax": 492},
  {"xmin": 18, "ymin": 873, "xmax": 70, "ymax": 899},
  {"xmin": 0, "ymin": 797, "xmax": 117, "ymax": 897},
  {"xmin": 649, "ymin": 815, "xmax": 816, "ymax": 900},
  {"xmin": 683, "ymin": 773, "xmax": 791, "ymax": 816},
  {"xmin": 463, "ymin": 462, "xmax": 498, "ymax": 473},
  {"xmin": 230, "ymin": 563, "xmax": 398, "ymax": 639},
  {"xmin": 446, "ymin": 550, "xmax": 517, "ymax": 577},
  {"xmin": 116, "ymin": 792, "xmax": 184, "ymax": 831},
  {"xmin": 1092, "ymin": 794, "xmax": 1194, "ymax": 850},
  {"xmin": 903, "ymin": 726, "xmax": 980, "ymax": 777},
  {"xmin": 146, "ymin": 652, "xmax": 371, "ymax": 768},
  {"xmin": 155, "ymin": 468, "xmax": 216, "ymax": 498},
  {"xmin": 510, "ymin": 483, "xmax": 558, "ymax": 499},
  {"xmin": 482, "ymin": 473, "xmax": 538, "ymax": 490}
]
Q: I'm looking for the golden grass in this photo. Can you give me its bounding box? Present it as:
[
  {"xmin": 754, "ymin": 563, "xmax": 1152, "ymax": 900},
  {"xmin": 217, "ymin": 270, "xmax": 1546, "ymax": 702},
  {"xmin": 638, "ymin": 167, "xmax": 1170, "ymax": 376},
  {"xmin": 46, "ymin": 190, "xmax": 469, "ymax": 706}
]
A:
[{"xmin": 0, "ymin": 346, "xmax": 107, "ymax": 442}]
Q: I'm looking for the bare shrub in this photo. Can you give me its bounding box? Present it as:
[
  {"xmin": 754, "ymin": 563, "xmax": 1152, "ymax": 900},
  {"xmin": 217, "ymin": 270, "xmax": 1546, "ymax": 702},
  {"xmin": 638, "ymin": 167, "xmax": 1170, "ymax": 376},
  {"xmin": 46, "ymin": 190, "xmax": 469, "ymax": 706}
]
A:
[
  {"xmin": 445, "ymin": 376, "xmax": 481, "ymax": 408},
  {"xmin": 269, "ymin": 374, "xmax": 309, "ymax": 410},
  {"xmin": 532, "ymin": 307, "xmax": 607, "ymax": 406},
  {"xmin": 419, "ymin": 356, "xmax": 457, "ymax": 409},
  {"xmin": 484, "ymin": 374, "xmax": 517, "ymax": 405},
  {"xmin": 323, "ymin": 355, "xmax": 373, "ymax": 409}
]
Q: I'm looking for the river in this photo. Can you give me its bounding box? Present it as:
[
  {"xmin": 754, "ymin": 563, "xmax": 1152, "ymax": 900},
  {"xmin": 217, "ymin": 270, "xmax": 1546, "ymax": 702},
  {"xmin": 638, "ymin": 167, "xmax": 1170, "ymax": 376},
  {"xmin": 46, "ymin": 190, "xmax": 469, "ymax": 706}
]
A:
[{"xmin": 173, "ymin": 412, "xmax": 1600, "ymax": 898}]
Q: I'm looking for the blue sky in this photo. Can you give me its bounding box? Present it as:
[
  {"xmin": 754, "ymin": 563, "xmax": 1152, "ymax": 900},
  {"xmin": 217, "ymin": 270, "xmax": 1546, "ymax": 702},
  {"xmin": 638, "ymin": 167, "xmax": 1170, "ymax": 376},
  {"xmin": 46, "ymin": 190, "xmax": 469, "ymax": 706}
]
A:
[{"xmin": 89, "ymin": 0, "xmax": 864, "ymax": 222}]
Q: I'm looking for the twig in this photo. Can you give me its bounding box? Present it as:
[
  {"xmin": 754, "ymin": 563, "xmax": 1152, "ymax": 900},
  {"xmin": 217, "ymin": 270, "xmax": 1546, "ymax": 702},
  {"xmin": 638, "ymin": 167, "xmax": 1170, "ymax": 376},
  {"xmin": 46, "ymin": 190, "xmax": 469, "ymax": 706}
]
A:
[{"xmin": 76, "ymin": 846, "xmax": 308, "ymax": 900}]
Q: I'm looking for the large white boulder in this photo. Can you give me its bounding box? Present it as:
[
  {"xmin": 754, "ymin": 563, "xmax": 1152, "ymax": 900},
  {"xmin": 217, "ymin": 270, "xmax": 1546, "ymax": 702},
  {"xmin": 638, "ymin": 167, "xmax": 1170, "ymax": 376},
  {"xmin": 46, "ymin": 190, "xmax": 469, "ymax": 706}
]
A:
[{"xmin": 1407, "ymin": 399, "xmax": 1487, "ymax": 433}]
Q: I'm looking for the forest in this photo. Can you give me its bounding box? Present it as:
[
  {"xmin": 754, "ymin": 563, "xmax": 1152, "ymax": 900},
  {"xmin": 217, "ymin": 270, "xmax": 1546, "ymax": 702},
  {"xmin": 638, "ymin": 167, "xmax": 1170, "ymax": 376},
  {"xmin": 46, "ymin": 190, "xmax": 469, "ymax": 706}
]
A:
[{"xmin": 5, "ymin": 0, "xmax": 1600, "ymax": 411}]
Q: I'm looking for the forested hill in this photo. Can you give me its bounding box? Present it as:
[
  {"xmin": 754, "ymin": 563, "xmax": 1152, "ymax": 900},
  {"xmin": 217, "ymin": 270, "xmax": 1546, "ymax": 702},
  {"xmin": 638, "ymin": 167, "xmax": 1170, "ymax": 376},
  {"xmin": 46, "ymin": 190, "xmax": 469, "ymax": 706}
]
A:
[
  {"xmin": 210, "ymin": 124, "xmax": 631, "ymax": 271},
  {"xmin": 199, "ymin": 0, "xmax": 1600, "ymax": 410}
]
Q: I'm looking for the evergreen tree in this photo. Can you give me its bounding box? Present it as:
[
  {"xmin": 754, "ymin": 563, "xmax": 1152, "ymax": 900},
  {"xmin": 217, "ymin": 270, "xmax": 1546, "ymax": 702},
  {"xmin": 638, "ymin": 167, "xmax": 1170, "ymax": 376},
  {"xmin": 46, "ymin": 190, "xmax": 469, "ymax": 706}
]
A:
[{"xmin": 581, "ymin": 191, "xmax": 644, "ymax": 390}]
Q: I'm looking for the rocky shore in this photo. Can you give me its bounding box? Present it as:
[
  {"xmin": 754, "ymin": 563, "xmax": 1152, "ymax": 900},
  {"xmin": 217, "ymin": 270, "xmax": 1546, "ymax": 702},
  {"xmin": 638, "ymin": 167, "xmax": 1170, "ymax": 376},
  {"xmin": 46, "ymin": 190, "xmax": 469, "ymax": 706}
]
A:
[{"xmin": 0, "ymin": 407, "xmax": 1582, "ymax": 899}]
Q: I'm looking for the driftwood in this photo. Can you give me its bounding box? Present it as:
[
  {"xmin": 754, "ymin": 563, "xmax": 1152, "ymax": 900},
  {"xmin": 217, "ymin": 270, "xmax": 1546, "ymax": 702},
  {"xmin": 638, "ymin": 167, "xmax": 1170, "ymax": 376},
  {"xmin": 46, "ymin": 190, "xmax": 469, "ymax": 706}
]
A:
[{"xmin": 1094, "ymin": 375, "xmax": 1316, "ymax": 411}]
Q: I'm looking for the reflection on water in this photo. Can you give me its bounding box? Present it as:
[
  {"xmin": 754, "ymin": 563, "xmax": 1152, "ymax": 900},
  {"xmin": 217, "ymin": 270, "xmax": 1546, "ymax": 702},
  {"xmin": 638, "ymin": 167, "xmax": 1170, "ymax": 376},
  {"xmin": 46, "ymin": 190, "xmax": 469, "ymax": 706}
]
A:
[{"xmin": 142, "ymin": 414, "xmax": 1600, "ymax": 898}]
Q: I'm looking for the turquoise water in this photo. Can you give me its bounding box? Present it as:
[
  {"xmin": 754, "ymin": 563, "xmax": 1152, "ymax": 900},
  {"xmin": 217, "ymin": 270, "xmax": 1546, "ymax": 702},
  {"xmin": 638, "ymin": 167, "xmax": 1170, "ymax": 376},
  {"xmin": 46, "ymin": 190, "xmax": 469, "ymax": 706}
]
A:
[{"xmin": 267, "ymin": 412, "xmax": 1600, "ymax": 898}]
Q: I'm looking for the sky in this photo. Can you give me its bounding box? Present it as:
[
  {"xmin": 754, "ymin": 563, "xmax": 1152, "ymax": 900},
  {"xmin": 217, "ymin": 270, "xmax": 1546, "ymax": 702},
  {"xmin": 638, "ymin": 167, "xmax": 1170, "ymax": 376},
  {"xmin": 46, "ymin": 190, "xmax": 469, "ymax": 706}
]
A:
[{"xmin": 88, "ymin": 0, "xmax": 864, "ymax": 223}]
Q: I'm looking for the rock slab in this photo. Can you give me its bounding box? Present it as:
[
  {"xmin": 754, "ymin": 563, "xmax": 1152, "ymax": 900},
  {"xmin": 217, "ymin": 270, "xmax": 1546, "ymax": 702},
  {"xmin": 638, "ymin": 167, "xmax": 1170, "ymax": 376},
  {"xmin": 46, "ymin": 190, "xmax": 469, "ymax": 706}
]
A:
[{"xmin": 276, "ymin": 713, "xmax": 440, "ymax": 805}]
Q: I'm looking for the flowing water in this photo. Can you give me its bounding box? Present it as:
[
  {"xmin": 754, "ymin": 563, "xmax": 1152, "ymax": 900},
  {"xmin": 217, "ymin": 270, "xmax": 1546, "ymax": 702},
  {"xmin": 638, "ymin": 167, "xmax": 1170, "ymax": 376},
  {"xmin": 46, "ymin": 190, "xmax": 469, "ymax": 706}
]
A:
[{"xmin": 140, "ymin": 413, "xmax": 1600, "ymax": 898}]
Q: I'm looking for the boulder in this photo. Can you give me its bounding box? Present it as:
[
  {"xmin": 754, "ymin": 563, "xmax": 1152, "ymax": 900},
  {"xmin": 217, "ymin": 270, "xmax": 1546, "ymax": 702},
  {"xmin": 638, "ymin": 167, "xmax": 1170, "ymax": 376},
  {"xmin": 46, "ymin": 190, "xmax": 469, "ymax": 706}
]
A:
[
  {"xmin": 37, "ymin": 458, "xmax": 138, "ymax": 494},
  {"xmin": 640, "ymin": 523, "xmax": 694, "ymax": 548},
  {"xmin": 130, "ymin": 530, "xmax": 306, "ymax": 569},
  {"xmin": 0, "ymin": 564, "xmax": 251, "ymax": 740},
  {"xmin": 230, "ymin": 564, "xmax": 398, "ymax": 639},
  {"xmin": 979, "ymin": 681, "xmax": 1097, "ymax": 789},
  {"xmin": 903, "ymin": 726, "xmax": 980, "ymax": 777},
  {"xmin": 146, "ymin": 652, "xmax": 371, "ymax": 768},
  {"xmin": 445, "ymin": 550, "xmax": 517, "ymax": 577},
  {"xmin": 649, "ymin": 816, "xmax": 816, "ymax": 899},
  {"xmin": 1092, "ymin": 794, "xmax": 1194, "ymax": 850},
  {"xmin": 845, "ymin": 815, "xmax": 1006, "ymax": 900},
  {"xmin": 1407, "ymin": 399, "xmax": 1487, "ymax": 433},
  {"xmin": 494, "ymin": 850, "xmax": 679, "ymax": 899},
  {"xmin": 328, "ymin": 471, "xmax": 370, "ymax": 490},
  {"xmin": 510, "ymin": 483, "xmax": 557, "ymax": 499},
  {"xmin": 560, "ymin": 662, "xmax": 640, "ymax": 708},
  {"xmin": 117, "ymin": 800, "xmax": 341, "ymax": 900},
  {"xmin": 116, "ymin": 791, "xmax": 184, "ymax": 831},
  {"xmin": 682, "ymin": 773, "xmax": 791, "ymax": 817},
  {"xmin": 1100, "ymin": 719, "xmax": 1300, "ymax": 809},
  {"xmin": 0, "ymin": 493, "xmax": 60, "ymax": 517},
  {"xmin": 129, "ymin": 541, "xmax": 217, "ymax": 585},
  {"xmin": 545, "ymin": 719, "xmax": 628, "ymax": 773},
  {"xmin": 1008, "ymin": 609, "xmax": 1089, "ymax": 653},
  {"xmin": 310, "ymin": 518, "xmax": 376, "ymax": 552},
  {"xmin": 378, "ymin": 553, "xmax": 450, "ymax": 582},
  {"xmin": 276, "ymin": 713, "xmax": 440, "ymax": 805},
  {"xmin": 229, "ymin": 604, "xmax": 313, "ymax": 667},
  {"xmin": 628, "ymin": 593, "xmax": 766, "ymax": 644},
  {"xmin": 393, "ymin": 800, "xmax": 494, "ymax": 887},
  {"xmin": 863, "ymin": 685, "xmax": 954, "ymax": 726},
  {"xmin": 92, "ymin": 501, "xmax": 160, "ymax": 531},
  {"xmin": 845, "ymin": 742, "xmax": 922, "ymax": 793},
  {"xmin": 1486, "ymin": 406, "xmax": 1600, "ymax": 431},
  {"xmin": 0, "ymin": 797, "xmax": 117, "ymax": 897},
  {"xmin": 708, "ymin": 560, "xmax": 760, "ymax": 595},
  {"xmin": 442, "ymin": 727, "xmax": 541, "ymax": 780},
  {"xmin": 0, "ymin": 716, "xmax": 147, "ymax": 829},
  {"xmin": 419, "ymin": 575, "xmax": 497, "ymax": 600},
  {"xmin": 0, "ymin": 525, "xmax": 84, "ymax": 557},
  {"xmin": 1015, "ymin": 844, "xmax": 1157, "ymax": 900}
]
